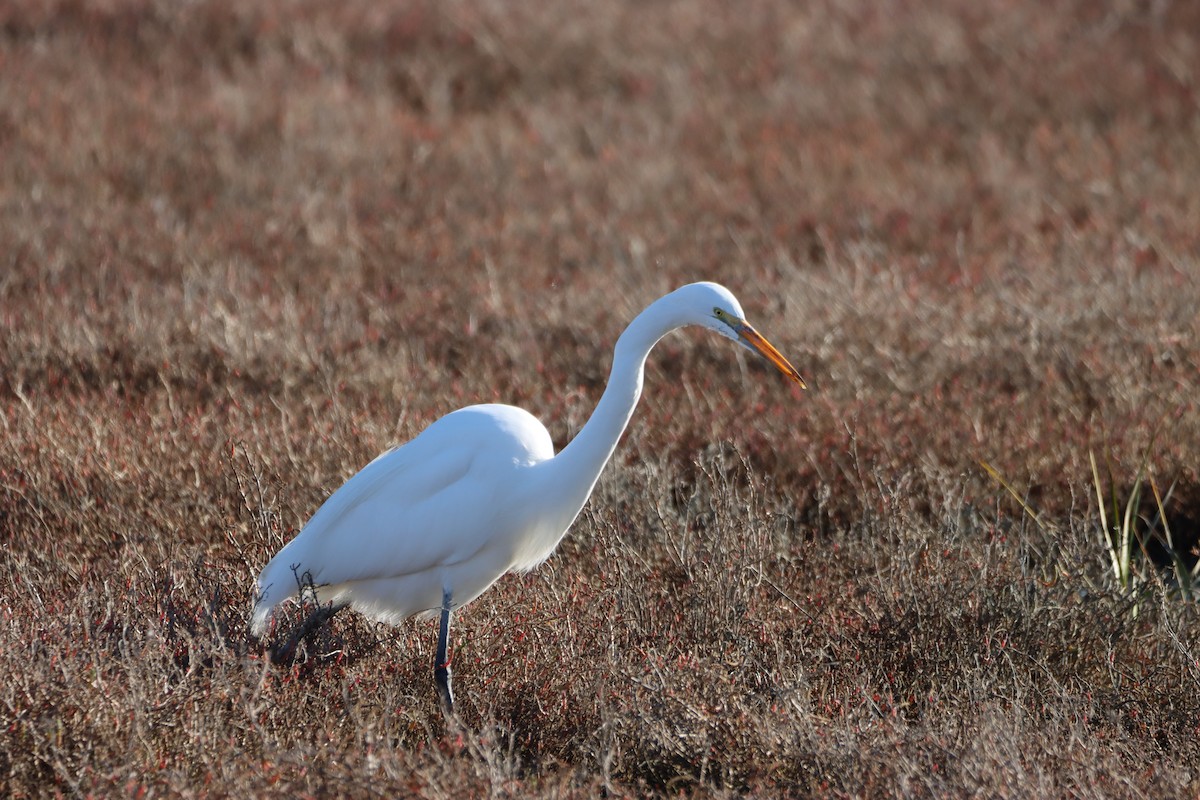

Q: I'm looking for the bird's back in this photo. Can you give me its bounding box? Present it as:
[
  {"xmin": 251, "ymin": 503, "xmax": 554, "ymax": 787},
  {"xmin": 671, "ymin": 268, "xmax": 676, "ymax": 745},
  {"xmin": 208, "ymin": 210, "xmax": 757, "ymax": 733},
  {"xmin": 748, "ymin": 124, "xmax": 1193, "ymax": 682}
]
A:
[{"xmin": 251, "ymin": 404, "xmax": 555, "ymax": 633}]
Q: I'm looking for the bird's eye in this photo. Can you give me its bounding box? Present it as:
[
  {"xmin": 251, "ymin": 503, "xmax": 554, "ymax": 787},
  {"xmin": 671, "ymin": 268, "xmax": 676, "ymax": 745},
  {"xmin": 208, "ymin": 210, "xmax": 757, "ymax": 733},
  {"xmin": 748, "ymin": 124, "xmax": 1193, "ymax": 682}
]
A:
[{"xmin": 713, "ymin": 307, "xmax": 723, "ymax": 318}]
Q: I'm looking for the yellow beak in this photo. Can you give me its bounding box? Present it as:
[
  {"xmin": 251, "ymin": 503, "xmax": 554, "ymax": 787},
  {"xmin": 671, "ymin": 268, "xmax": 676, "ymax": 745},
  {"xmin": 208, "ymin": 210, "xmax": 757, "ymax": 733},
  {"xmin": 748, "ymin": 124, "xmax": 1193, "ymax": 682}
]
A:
[{"xmin": 738, "ymin": 324, "xmax": 807, "ymax": 388}]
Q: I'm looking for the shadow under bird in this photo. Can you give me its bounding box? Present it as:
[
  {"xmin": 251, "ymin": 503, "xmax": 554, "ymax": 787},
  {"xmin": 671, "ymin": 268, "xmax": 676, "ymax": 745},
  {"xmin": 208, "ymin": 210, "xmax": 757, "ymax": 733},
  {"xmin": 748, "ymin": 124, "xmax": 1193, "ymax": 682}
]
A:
[{"xmin": 250, "ymin": 282, "xmax": 805, "ymax": 712}]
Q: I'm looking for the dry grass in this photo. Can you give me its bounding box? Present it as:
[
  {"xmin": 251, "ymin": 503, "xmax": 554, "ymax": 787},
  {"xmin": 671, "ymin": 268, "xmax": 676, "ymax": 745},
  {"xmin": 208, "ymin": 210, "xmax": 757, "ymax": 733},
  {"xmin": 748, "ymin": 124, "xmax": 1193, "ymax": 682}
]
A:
[{"xmin": 2, "ymin": 0, "xmax": 1199, "ymax": 796}]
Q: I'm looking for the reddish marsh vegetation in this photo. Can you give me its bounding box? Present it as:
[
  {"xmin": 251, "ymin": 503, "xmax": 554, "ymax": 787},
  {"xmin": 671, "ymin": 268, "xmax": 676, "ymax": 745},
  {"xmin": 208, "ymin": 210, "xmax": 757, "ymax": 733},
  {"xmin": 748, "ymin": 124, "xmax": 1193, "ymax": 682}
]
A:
[{"xmin": 2, "ymin": 0, "xmax": 1199, "ymax": 796}]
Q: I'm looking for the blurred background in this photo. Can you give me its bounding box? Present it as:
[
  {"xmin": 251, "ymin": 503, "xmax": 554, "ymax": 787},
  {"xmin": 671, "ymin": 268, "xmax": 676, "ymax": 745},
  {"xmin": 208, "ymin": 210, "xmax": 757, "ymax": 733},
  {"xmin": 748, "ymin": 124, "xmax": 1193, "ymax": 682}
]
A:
[{"xmin": 2, "ymin": 1, "xmax": 1199, "ymax": 795}]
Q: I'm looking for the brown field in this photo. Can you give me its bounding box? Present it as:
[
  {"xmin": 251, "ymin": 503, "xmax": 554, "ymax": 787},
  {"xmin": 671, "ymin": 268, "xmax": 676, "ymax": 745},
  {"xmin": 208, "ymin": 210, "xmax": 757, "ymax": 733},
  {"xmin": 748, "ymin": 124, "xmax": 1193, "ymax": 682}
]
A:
[{"xmin": 2, "ymin": 0, "xmax": 1199, "ymax": 796}]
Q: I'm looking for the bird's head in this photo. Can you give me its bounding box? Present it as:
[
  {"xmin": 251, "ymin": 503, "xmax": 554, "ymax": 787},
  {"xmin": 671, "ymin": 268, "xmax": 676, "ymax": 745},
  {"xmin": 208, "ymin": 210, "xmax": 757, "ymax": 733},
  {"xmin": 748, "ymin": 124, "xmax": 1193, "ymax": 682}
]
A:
[{"xmin": 672, "ymin": 282, "xmax": 807, "ymax": 388}]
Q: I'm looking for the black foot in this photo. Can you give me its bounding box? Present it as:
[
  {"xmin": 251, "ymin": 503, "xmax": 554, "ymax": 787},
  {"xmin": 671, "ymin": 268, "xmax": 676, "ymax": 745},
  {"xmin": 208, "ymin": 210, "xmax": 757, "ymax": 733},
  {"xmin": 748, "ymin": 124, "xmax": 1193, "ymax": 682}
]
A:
[{"xmin": 270, "ymin": 600, "xmax": 348, "ymax": 666}]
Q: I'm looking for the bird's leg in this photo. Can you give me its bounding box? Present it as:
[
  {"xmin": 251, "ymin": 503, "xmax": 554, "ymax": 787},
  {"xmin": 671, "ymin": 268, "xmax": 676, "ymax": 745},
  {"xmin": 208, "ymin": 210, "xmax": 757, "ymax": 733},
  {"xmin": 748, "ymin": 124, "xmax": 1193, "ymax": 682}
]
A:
[
  {"xmin": 270, "ymin": 599, "xmax": 349, "ymax": 666},
  {"xmin": 434, "ymin": 588, "xmax": 455, "ymax": 714}
]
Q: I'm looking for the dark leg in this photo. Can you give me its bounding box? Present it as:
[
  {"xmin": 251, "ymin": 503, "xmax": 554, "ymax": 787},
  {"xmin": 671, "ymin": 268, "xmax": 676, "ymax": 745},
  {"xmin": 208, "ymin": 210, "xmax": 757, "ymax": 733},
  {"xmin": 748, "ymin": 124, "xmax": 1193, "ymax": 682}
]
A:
[
  {"xmin": 270, "ymin": 600, "xmax": 349, "ymax": 666},
  {"xmin": 434, "ymin": 588, "xmax": 455, "ymax": 714}
]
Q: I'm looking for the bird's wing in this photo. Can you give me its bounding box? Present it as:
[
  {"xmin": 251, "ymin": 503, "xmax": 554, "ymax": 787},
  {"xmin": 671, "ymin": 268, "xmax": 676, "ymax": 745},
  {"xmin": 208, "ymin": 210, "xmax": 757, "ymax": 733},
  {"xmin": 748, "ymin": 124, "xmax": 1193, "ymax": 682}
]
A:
[
  {"xmin": 296, "ymin": 447, "xmax": 496, "ymax": 582},
  {"xmin": 257, "ymin": 407, "xmax": 546, "ymax": 598}
]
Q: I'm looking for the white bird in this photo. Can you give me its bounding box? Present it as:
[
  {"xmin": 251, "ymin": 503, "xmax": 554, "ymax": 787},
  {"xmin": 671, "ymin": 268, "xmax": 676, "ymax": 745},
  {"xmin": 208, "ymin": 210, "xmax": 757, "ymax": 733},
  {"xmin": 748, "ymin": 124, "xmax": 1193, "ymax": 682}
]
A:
[{"xmin": 250, "ymin": 282, "xmax": 804, "ymax": 711}]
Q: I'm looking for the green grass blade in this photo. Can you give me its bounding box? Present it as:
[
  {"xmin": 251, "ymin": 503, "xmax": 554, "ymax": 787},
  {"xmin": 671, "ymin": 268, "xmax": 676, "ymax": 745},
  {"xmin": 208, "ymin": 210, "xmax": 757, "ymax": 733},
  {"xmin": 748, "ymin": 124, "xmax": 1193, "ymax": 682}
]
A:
[
  {"xmin": 980, "ymin": 460, "xmax": 1046, "ymax": 534},
  {"xmin": 1151, "ymin": 474, "xmax": 1193, "ymax": 601},
  {"xmin": 1089, "ymin": 450, "xmax": 1122, "ymax": 585}
]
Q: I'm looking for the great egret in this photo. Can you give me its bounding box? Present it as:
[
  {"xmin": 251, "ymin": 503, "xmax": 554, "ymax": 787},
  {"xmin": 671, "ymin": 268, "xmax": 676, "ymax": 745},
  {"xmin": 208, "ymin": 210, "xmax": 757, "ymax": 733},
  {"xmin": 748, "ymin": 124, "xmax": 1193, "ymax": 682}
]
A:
[{"xmin": 251, "ymin": 282, "xmax": 804, "ymax": 711}]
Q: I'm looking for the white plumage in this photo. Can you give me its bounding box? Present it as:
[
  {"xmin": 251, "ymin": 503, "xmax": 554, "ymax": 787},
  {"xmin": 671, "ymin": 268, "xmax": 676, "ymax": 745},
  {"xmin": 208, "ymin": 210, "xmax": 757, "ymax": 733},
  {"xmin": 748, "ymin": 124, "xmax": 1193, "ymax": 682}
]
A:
[
  {"xmin": 250, "ymin": 282, "xmax": 804, "ymax": 710},
  {"xmin": 252, "ymin": 405, "xmax": 561, "ymax": 630}
]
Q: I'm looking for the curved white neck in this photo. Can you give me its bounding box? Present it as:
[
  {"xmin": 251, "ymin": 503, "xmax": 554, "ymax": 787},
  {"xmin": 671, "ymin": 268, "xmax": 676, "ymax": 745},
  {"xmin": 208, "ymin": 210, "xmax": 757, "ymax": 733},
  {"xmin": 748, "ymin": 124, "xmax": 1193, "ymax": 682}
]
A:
[{"xmin": 545, "ymin": 297, "xmax": 685, "ymax": 510}]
